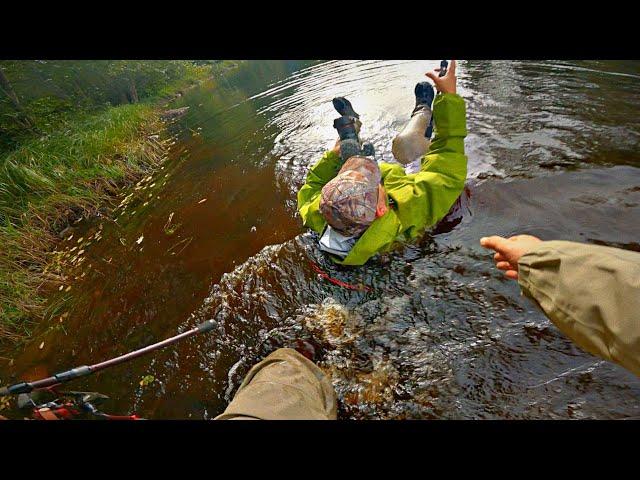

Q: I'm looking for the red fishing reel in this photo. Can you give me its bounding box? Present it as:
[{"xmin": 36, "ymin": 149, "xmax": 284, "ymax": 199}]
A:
[{"xmin": 17, "ymin": 388, "xmax": 142, "ymax": 420}]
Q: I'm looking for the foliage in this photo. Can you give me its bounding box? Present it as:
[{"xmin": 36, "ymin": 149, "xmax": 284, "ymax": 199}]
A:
[
  {"xmin": 0, "ymin": 103, "xmax": 165, "ymax": 344},
  {"xmin": 0, "ymin": 61, "xmax": 212, "ymax": 153},
  {"xmin": 139, "ymin": 375, "xmax": 155, "ymax": 387},
  {"xmin": 0, "ymin": 60, "xmax": 224, "ymax": 345}
]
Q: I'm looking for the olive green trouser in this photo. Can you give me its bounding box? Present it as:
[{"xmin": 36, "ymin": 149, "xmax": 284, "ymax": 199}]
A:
[{"xmin": 215, "ymin": 348, "xmax": 337, "ymax": 420}]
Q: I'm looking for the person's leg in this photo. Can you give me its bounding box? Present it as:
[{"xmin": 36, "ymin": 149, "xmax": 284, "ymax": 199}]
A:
[
  {"xmin": 332, "ymin": 96, "xmax": 377, "ymax": 161},
  {"xmin": 214, "ymin": 348, "xmax": 337, "ymax": 420},
  {"xmin": 333, "ymin": 96, "xmax": 362, "ymax": 134},
  {"xmin": 392, "ymin": 82, "xmax": 435, "ymax": 172}
]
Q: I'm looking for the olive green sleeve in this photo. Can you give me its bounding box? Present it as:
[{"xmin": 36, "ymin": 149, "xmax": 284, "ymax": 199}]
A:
[
  {"xmin": 518, "ymin": 240, "xmax": 640, "ymax": 377},
  {"xmin": 296, "ymin": 150, "xmax": 342, "ymax": 234}
]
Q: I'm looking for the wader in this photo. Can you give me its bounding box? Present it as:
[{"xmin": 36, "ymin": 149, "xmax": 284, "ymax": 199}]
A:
[{"xmin": 392, "ymin": 105, "xmax": 432, "ymax": 173}]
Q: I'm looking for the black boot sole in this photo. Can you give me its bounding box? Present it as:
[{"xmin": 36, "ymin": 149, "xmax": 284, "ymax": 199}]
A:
[{"xmin": 332, "ymin": 97, "xmax": 360, "ymax": 119}]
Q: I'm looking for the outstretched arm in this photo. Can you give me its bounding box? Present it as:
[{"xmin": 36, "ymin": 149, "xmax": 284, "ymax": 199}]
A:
[
  {"xmin": 422, "ymin": 59, "xmax": 467, "ymax": 166},
  {"xmin": 383, "ymin": 61, "xmax": 467, "ymax": 235},
  {"xmin": 481, "ymin": 235, "xmax": 640, "ymax": 377}
]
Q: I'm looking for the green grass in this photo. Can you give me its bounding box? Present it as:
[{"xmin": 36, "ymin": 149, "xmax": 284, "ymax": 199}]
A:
[
  {"xmin": 0, "ymin": 60, "xmax": 243, "ymax": 346},
  {"xmin": 0, "ymin": 103, "xmax": 166, "ymax": 343},
  {"xmin": 1, "ymin": 104, "xmax": 156, "ymax": 217}
]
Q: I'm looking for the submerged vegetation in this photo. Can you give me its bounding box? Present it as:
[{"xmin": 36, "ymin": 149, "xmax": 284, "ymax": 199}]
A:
[{"xmin": 0, "ymin": 60, "xmax": 236, "ymax": 344}]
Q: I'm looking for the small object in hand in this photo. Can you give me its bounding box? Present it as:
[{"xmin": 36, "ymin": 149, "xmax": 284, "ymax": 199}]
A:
[{"xmin": 439, "ymin": 60, "xmax": 449, "ymax": 77}]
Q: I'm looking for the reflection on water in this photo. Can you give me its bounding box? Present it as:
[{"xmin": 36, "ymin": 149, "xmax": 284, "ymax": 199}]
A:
[{"xmin": 1, "ymin": 60, "xmax": 640, "ymax": 419}]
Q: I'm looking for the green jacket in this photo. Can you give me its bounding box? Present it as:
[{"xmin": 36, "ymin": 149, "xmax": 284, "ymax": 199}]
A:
[{"xmin": 297, "ymin": 93, "xmax": 468, "ymax": 265}]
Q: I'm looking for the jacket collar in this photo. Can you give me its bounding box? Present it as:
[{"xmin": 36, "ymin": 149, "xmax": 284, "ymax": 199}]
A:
[{"xmin": 336, "ymin": 209, "xmax": 400, "ymax": 265}]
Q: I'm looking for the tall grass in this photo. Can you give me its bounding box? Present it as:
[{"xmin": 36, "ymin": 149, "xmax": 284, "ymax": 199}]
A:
[
  {"xmin": 0, "ymin": 103, "xmax": 166, "ymax": 345},
  {"xmin": 0, "ymin": 61, "xmax": 241, "ymax": 346}
]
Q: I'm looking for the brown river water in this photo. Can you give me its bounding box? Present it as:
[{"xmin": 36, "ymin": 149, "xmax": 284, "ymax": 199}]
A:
[{"xmin": 2, "ymin": 60, "xmax": 640, "ymax": 419}]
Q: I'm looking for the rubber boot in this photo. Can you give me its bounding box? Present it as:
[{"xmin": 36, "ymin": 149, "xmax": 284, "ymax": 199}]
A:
[
  {"xmin": 332, "ymin": 97, "xmax": 373, "ymax": 161},
  {"xmin": 333, "ymin": 97, "xmax": 362, "ymax": 135},
  {"xmin": 392, "ymin": 82, "xmax": 435, "ymax": 167}
]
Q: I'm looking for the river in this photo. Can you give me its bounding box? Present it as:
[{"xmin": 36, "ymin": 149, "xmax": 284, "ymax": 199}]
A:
[{"xmin": 2, "ymin": 60, "xmax": 639, "ymax": 419}]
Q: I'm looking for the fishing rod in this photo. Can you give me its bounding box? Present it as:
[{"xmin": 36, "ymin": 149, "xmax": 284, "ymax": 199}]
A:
[{"xmin": 0, "ymin": 318, "xmax": 216, "ymax": 397}]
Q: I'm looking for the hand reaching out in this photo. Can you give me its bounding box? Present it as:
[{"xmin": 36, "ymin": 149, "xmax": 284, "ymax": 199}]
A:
[
  {"xmin": 480, "ymin": 234, "xmax": 543, "ymax": 280},
  {"xmin": 426, "ymin": 59, "xmax": 457, "ymax": 95}
]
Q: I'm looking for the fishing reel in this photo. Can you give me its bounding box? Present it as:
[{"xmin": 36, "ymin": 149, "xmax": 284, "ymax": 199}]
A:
[
  {"xmin": 16, "ymin": 388, "xmax": 141, "ymax": 420},
  {"xmin": 333, "ymin": 115, "xmax": 375, "ymax": 162}
]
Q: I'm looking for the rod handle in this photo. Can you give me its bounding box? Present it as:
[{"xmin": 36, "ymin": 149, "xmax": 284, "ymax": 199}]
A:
[{"xmin": 0, "ymin": 382, "xmax": 31, "ymax": 396}]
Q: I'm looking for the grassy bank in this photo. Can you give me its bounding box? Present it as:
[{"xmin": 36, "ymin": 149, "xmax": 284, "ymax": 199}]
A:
[
  {"xmin": 0, "ymin": 104, "xmax": 166, "ymax": 341},
  {"xmin": 0, "ymin": 61, "xmax": 238, "ymax": 345}
]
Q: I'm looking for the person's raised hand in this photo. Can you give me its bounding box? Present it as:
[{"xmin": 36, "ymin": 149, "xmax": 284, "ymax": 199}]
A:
[
  {"xmin": 480, "ymin": 234, "xmax": 543, "ymax": 280},
  {"xmin": 426, "ymin": 59, "xmax": 457, "ymax": 95}
]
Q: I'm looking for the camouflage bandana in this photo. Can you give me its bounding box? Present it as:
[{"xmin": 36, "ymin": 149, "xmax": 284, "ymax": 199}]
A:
[{"xmin": 319, "ymin": 156, "xmax": 381, "ymax": 237}]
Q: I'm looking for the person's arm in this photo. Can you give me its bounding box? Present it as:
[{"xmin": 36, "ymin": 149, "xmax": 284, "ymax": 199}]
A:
[
  {"xmin": 383, "ymin": 82, "xmax": 467, "ymax": 235},
  {"xmin": 297, "ymin": 146, "xmax": 342, "ymax": 234},
  {"xmin": 422, "ymin": 58, "xmax": 467, "ymax": 164},
  {"xmin": 481, "ymin": 235, "xmax": 640, "ymax": 377},
  {"xmin": 415, "ymin": 91, "xmax": 468, "ymax": 205},
  {"xmin": 518, "ymin": 241, "xmax": 640, "ymax": 376}
]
